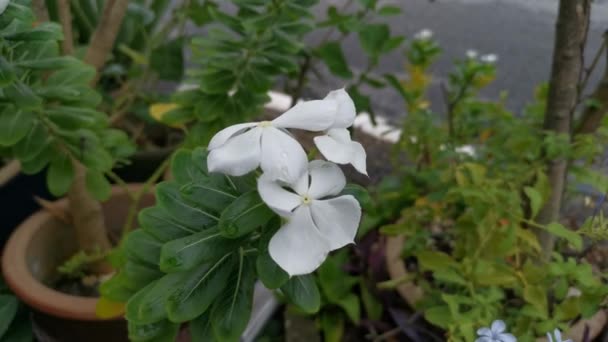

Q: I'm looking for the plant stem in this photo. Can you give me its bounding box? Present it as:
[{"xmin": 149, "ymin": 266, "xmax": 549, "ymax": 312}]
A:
[
  {"xmin": 32, "ymin": 0, "xmax": 49, "ymax": 21},
  {"xmin": 575, "ymin": 32, "xmax": 608, "ymax": 135},
  {"xmin": 57, "ymin": 0, "xmax": 74, "ymax": 55},
  {"xmin": 536, "ymin": 0, "xmax": 591, "ymax": 259},
  {"xmin": 121, "ymin": 156, "xmax": 171, "ymax": 238}
]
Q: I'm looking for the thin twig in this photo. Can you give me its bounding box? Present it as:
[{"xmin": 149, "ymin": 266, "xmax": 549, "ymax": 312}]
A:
[{"xmin": 57, "ymin": 0, "xmax": 74, "ymax": 55}]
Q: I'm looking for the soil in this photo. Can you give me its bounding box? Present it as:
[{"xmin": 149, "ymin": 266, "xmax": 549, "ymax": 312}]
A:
[{"xmin": 52, "ymin": 276, "xmax": 100, "ymax": 298}]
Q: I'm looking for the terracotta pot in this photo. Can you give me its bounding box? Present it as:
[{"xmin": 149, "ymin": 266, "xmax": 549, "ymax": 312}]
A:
[
  {"xmin": 2, "ymin": 185, "xmax": 155, "ymax": 342},
  {"xmin": 384, "ymin": 235, "xmax": 607, "ymax": 341}
]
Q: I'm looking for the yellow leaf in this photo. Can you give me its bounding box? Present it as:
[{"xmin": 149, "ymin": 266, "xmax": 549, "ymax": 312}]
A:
[
  {"xmin": 149, "ymin": 103, "xmax": 181, "ymax": 128},
  {"xmin": 96, "ymin": 297, "xmax": 125, "ymax": 319}
]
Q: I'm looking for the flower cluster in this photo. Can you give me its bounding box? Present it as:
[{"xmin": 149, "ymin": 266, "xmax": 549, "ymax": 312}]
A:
[
  {"xmin": 465, "ymin": 49, "xmax": 499, "ymax": 64},
  {"xmin": 206, "ymin": 89, "xmax": 367, "ymax": 276},
  {"xmin": 476, "ymin": 320, "xmax": 572, "ymax": 342}
]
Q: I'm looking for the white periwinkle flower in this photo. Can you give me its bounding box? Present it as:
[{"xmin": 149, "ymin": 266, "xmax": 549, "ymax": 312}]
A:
[
  {"xmin": 466, "ymin": 49, "xmax": 479, "ymax": 59},
  {"xmin": 475, "ymin": 320, "xmax": 516, "ymax": 342},
  {"xmin": 207, "ymin": 99, "xmax": 338, "ymax": 183},
  {"xmin": 0, "ymin": 0, "xmax": 9, "ymax": 15},
  {"xmin": 481, "ymin": 53, "xmax": 498, "ymax": 64},
  {"xmin": 259, "ymin": 161, "xmax": 361, "ymax": 276},
  {"xmin": 313, "ymin": 89, "xmax": 367, "ymax": 175},
  {"xmin": 414, "ymin": 29, "xmax": 433, "ymax": 40},
  {"xmin": 207, "ymin": 89, "xmax": 367, "ymax": 182},
  {"xmin": 547, "ymin": 329, "xmax": 571, "ymax": 342}
]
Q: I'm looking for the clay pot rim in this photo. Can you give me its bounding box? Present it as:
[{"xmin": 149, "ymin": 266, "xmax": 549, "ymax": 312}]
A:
[
  {"xmin": 0, "ymin": 186, "xmax": 142, "ymax": 321},
  {"xmin": 384, "ymin": 235, "xmax": 607, "ymax": 341}
]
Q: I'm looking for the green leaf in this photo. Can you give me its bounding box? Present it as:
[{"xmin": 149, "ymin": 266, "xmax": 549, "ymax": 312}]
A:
[
  {"xmin": 0, "ymin": 109, "xmax": 34, "ymax": 146},
  {"xmin": 47, "ymin": 153, "xmax": 74, "ymax": 196},
  {"xmin": 378, "ymin": 5, "xmax": 401, "ymax": 16},
  {"xmin": 281, "ymin": 274, "xmax": 321, "ymax": 314},
  {"xmin": 124, "ymin": 230, "xmax": 162, "ymax": 267},
  {"xmin": 122, "ymin": 260, "xmax": 164, "ymax": 289},
  {"xmin": 14, "ymin": 56, "xmax": 76, "ymax": 70},
  {"xmin": 523, "ymin": 285, "xmax": 548, "ymax": 318},
  {"xmin": 0, "ymin": 295, "xmax": 18, "ymax": 338},
  {"xmin": 416, "ymin": 250, "xmax": 455, "ymax": 272},
  {"xmin": 219, "ymin": 191, "xmax": 274, "ymax": 238},
  {"xmin": 47, "ymin": 63, "xmax": 96, "ymax": 86},
  {"xmin": 256, "ymin": 220, "xmax": 289, "ymax": 289},
  {"xmin": 138, "ymin": 206, "xmax": 199, "ymax": 242},
  {"xmin": 86, "ymin": 171, "xmax": 111, "ymax": 201},
  {"xmin": 3, "ymin": 22, "xmax": 63, "ymax": 41},
  {"xmin": 356, "ymin": 0, "xmax": 377, "ymax": 9},
  {"xmin": 335, "ymin": 294, "xmax": 360, "ymax": 323},
  {"xmin": 545, "ymin": 223, "xmax": 583, "ymax": 251},
  {"xmin": 125, "ymin": 272, "xmax": 183, "ymax": 324},
  {"xmin": 0, "ymin": 56, "xmax": 15, "ymax": 86},
  {"xmin": 211, "ymin": 254, "xmax": 256, "ymax": 342},
  {"xmin": 4, "ymin": 82, "xmax": 42, "ymax": 110},
  {"xmin": 358, "ymin": 24, "xmax": 390, "ymax": 58},
  {"xmin": 360, "ymin": 280, "xmax": 382, "ymax": 321},
  {"xmin": 190, "ymin": 311, "xmax": 215, "ymax": 342},
  {"xmin": 555, "ymin": 297, "xmax": 580, "ymax": 321},
  {"xmin": 166, "ymin": 253, "xmax": 234, "ymax": 322},
  {"xmin": 156, "ymin": 181, "xmax": 218, "ymax": 229},
  {"xmin": 180, "ymin": 178, "xmax": 237, "ymax": 214},
  {"xmin": 424, "ymin": 305, "xmax": 452, "ymax": 329},
  {"xmin": 13, "ymin": 122, "xmax": 48, "ymax": 161},
  {"xmin": 170, "ymin": 148, "xmax": 206, "ymax": 185},
  {"xmin": 318, "ymin": 253, "xmax": 358, "ymax": 303},
  {"xmin": 316, "ymin": 42, "xmax": 352, "ymax": 79},
  {"xmin": 100, "ymin": 273, "xmax": 138, "ymax": 302},
  {"xmin": 321, "ymin": 311, "xmax": 344, "ymax": 342},
  {"xmin": 160, "ymin": 228, "xmax": 238, "ymax": 272},
  {"xmin": 128, "ymin": 319, "xmax": 179, "ymax": 342},
  {"xmin": 524, "ymin": 186, "xmax": 543, "ymax": 218}
]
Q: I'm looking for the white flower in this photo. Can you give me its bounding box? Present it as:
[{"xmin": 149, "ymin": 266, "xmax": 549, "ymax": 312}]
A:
[
  {"xmin": 481, "ymin": 54, "xmax": 498, "ymax": 64},
  {"xmin": 414, "ymin": 29, "xmax": 433, "ymax": 40},
  {"xmin": 207, "ymin": 99, "xmax": 338, "ymax": 183},
  {"xmin": 0, "ymin": 0, "xmax": 9, "ymax": 15},
  {"xmin": 547, "ymin": 329, "xmax": 571, "ymax": 342},
  {"xmin": 455, "ymin": 144, "xmax": 476, "ymax": 157},
  {"xmin": 466, "ymin": 49, "xmax": 479, "ymax": 59},
  {"xmin": 259, "ymin": 161, "xmax": 361, "ymax": 276},
  {"xmin": 475, "ymin": 320, "xmax": 516, "ymax": 342}
]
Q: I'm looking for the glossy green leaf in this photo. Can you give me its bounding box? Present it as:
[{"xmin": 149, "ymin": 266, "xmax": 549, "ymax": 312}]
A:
[
  {"xmin": 524, "ymin": 186, "xmax": 543, "ymax": 218},
  {"xmin": 125, "ymin": 272, "xmax": 183, "ymax": 324},
  {"xmin": 3, "ymin": 22, "xmax": 63, "ymax": 41},
  {"xmin": 0, "ymin": 109, "xmax": 34, "ymax": 146},
  {"xmin": 219, "ymin": 191, "xmax": 273, "ymax": 238},
  {"xmin": 156, "ymin": 181, "xmax": 219, "ymax": 229},
  {"xmin": 166, "ymin": 253, "xmax": 234, "ymax": 322},
  {"xmin": 0, "ymin": 56, "xmax": 15, "ymax": 86},
  {"xmin": 13, "ymin": 122, "xmax": 48, "ymax": 161},
  {"xmin": 124, "ymin": 230, "xmax": 162, "ymax": 267},
  {"xmin": 86, "ymin": 171, "xmax": 111, "ymax": 201},
  {"xmin": 160, "ymin": 228, "xmax": 238, "ymax": 272},
  {"xmin": 210, "ymin": 255, "xmax": 256, "ymax": 342},
  {"xmin": 46, "ymin": 63, "xmax": 96, "ymax": 86},
  {"xmin": 545, "ymin": 223, "xmax": 583, "ymax": 251},
  {"xmin": 138, "ymin": 206, "xmax": 199, "ymax": 242},
  {"xmin": 47, "ymin": 153, "xmax": 74, "ymax": 196},
  {"xmin": 0, "ymin": 295, "xmax": 18, "ymax": 338},
  {"xmin": 190, "ymin": 311, "xmax": 215, "ymax": 342},
  {"xmin": 256, "ymin": 220, "xmax": 289, "ymax": 289},
  {"xmin": 281, "ymin": 274, "xmax": 321, "ymax": 314},
  {"xmin": 358, "ymin": 24, "xmax": 390, "ymax": 58},
  {"xmin": 316, "ymin": 42, "xmax": 352, "ymax": 79},
  {"xmin": 128, "ymin": 319, "xmax": 179, "ymax": 342}
]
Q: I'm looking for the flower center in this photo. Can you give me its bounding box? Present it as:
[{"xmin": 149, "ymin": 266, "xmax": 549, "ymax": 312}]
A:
[
  {"xmin": 258, "ymin": 121, "xmax": 272, "ymax": 128},
  {"xmin": 301, "ymin": 195, "xmax": 312, "ymax": 205}
]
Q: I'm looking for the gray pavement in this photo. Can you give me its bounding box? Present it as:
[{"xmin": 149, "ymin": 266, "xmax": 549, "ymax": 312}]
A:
[{"xmin": 304, "ymin": 0, "xmax": 608, "ymax": 123}]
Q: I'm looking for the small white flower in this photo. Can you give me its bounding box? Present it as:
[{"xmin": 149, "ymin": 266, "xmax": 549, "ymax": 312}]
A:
[
  {"xmin": 414, "ymin": 29, "xmax": 433, "ymax": 40},
  {"xmin": 259, "ymin": 161, "xmax": 361, "ymax": 276},
  {"xmin": 547, "ymin": 329, "xmax": 572, "ymax": 342},
  {"xmin": 475, "ymin": 320, "xmax": 517, "ymax": 342},
  {"xmin": 0, "ymin": 0, "xmax": 9, "ymax": 15},
  {"xmin": 455, "ymin": 144, "xmax": 476, "ymax": 157},
  {"xmin": 481, "ymin": 54, "xmax": 498, "ymax": 64},
  {"xmin": 409, "ymin": 135, "xmax": 418, "ymax": 144},
  {"xmin": 466, "ymin": 49, "xmax": 479, "ymax": 59},
  {"xmin": 439, "ymin": 144, "xmax": 446, "ymax": 151},
  {"xmin": 208, "ymin": 89, "xmax": 367, "ymax": 182}
]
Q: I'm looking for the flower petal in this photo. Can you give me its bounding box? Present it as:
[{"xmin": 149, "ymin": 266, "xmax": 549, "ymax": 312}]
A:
[
  {"xmin": 271, "ymin": 100, "xmax": 337, "ymax": 131},
  {"xmin": 491, "ymin": 320, "xmax": 506, "ymax": 334},
  {"xmin": 260, "ymin": 127, "xmax": 308, "ymax": 184},
  {"xmin": 208, "ymin": 122, "xmax": 257, "ymax": 150},
  {"xmin": 546, "ymin": 333, "xmax": 554, "ymax": 342},
  {"xmin": 324, "ymin": 88, "xmax": 356, "ymax": 128},
  {"xmin": 310, "ymin": 195, "xmax": 361, "ymax": 250},
  {"xmin": 474, "ymin": 338, "xmax": 492, "ymax": 342},
  {"xmin": 476, "ymin": 328, "xmax": 492, "ymax": 337},
  {"xmin": 498, "ymin": 333, "xmax": 517, "ymax": 342},
  {"xmin": 268, "ymin": 206, "xmax": 331, "ymax": 276},
  {"xmin": 257, "ymin": 174, "xmax": 302, "ymax": 217},
  {"xmin": 314, "ymin": 128, "xmax": 367, "ymax": 175},
  {"xmin": 307, "ymin": 160, "xmax": 346, "ymax": 199},
  {"xmin": 207, "ymin": 127, "xmax": 262, "ymax": 176}
]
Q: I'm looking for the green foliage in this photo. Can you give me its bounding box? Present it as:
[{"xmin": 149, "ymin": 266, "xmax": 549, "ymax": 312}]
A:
[
  {"xmin": 102, "ymin": 148, "xmax": 319, "ymax": 341},
  {"xmin": 0, "ymin": 2, "xmax": 134, "ymax": 195},
  {"xmin": 369, "ymin": 39, "xmax": 608, "ymax": 341}
]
